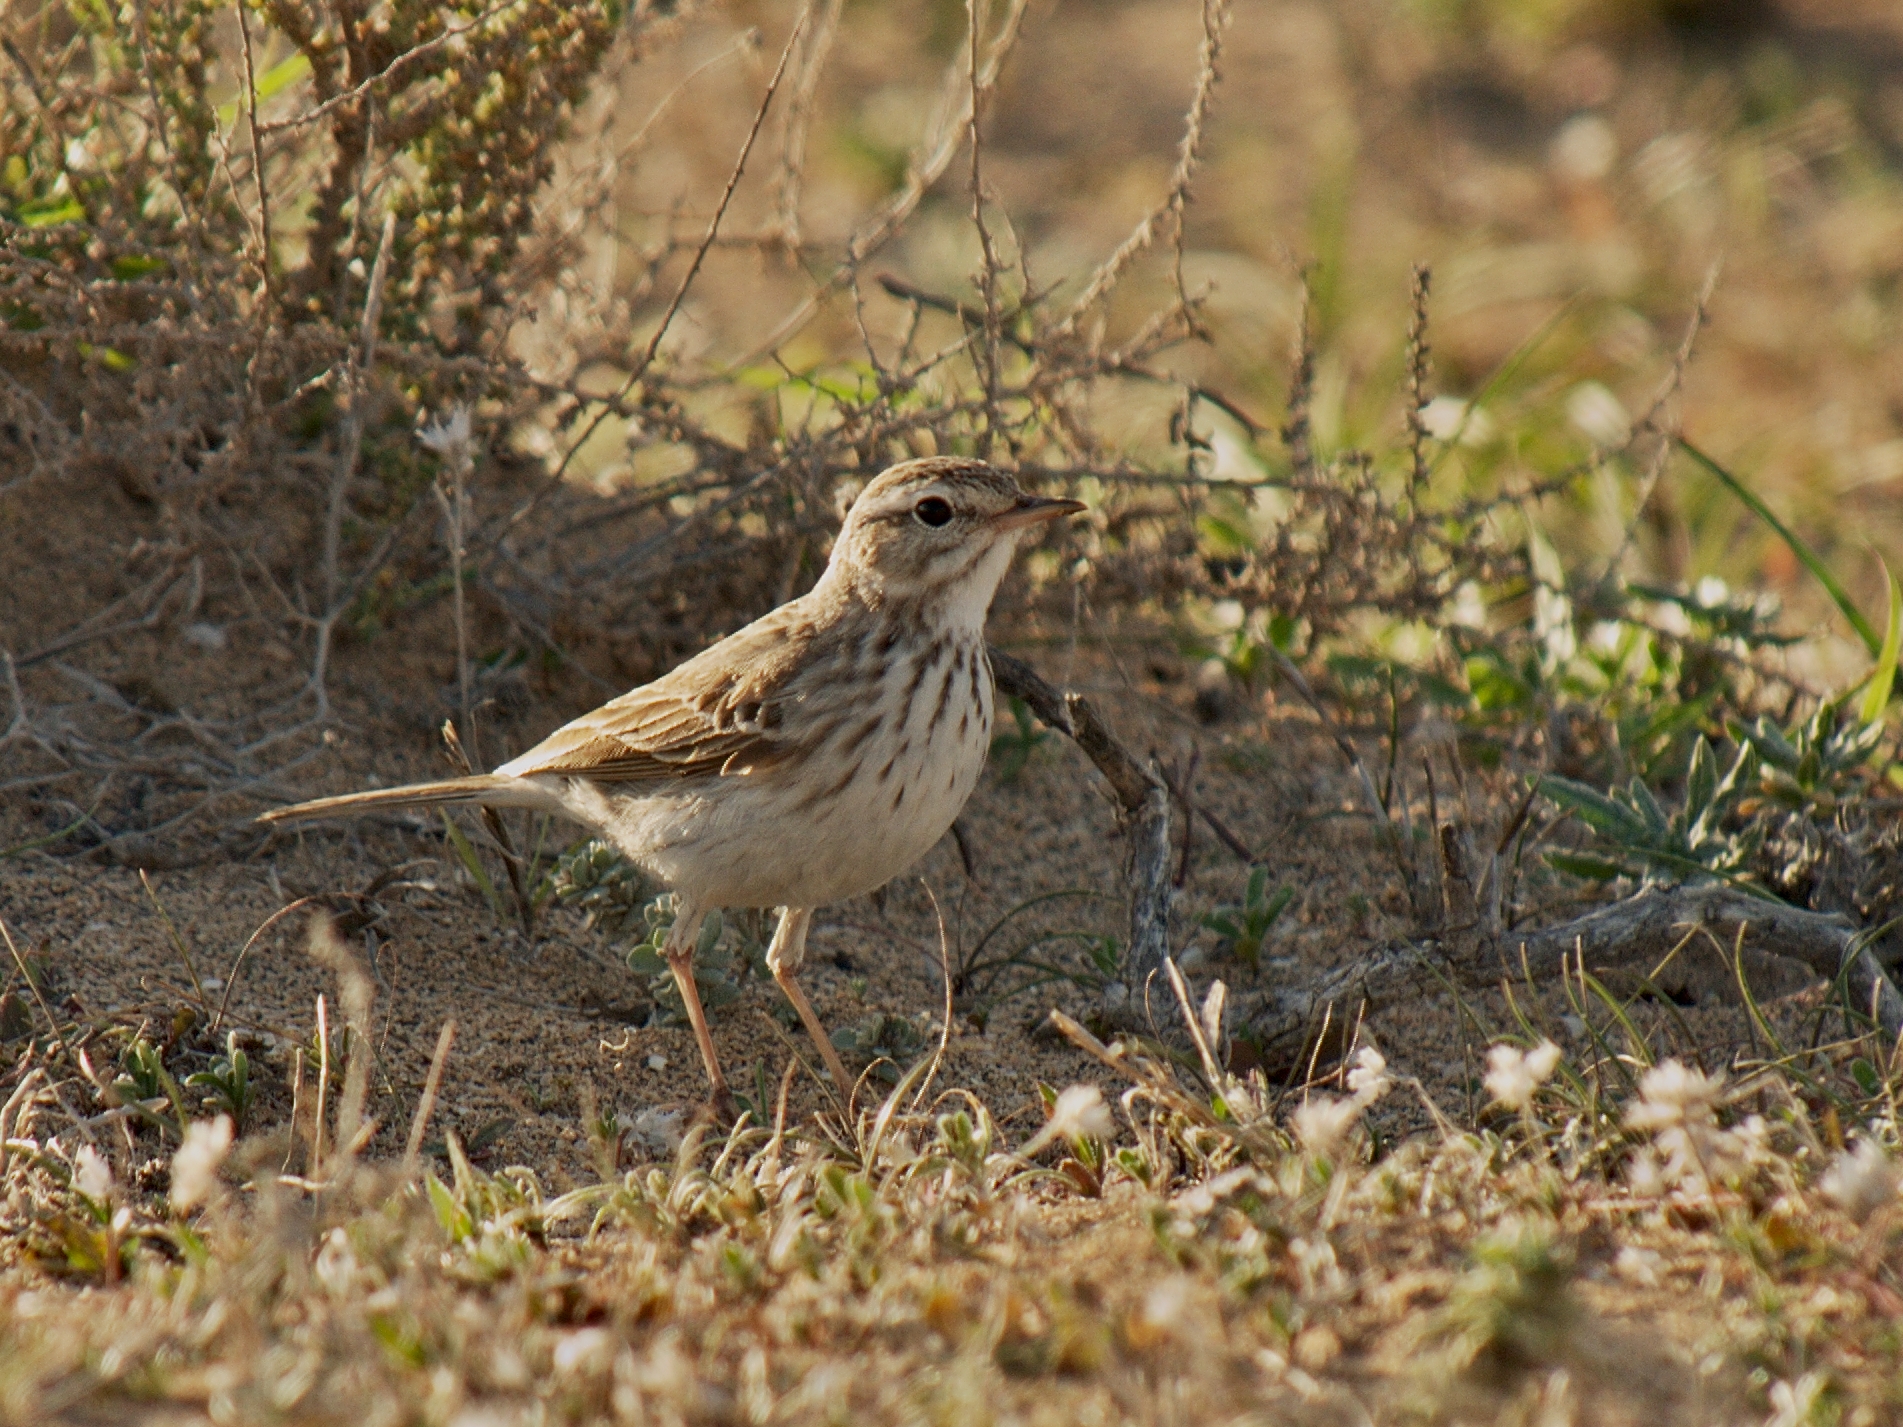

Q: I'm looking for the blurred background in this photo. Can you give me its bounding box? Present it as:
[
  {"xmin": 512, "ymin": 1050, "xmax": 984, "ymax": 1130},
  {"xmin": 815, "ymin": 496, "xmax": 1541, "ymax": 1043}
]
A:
[{"xmin": 553, "ymin": 0, "xmax": 1903, "ymax": 653}]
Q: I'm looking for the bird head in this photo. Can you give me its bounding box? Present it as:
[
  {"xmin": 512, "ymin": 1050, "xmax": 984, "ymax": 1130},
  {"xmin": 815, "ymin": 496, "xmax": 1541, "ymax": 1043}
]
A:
[{"xmin": 826, "ymin": 457, "xmax": 1084, "ymax": 624}]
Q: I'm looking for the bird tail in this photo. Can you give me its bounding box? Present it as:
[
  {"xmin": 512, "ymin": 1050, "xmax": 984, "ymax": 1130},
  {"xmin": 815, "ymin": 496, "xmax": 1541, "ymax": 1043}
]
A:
[{"xmin": 258, "ymin": 774, "xmax": 540, "ymax": 826}]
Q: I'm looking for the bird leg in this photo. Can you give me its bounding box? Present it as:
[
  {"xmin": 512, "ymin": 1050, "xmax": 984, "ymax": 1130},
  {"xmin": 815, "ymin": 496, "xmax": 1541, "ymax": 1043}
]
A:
[
  {"xmin": 766, "ymin": 907, "xmax": 855, "ymax": 1101},
  {"xmin": 661, "ymin": 901, "xmax": 733, "ymax": 1120}
]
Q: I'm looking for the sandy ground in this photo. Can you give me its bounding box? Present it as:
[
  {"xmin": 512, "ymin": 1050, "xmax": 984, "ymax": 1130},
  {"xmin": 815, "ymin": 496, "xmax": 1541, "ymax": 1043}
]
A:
[{"xmin": 0, "ymin": 622, "xmax": 1829, "ymax": 1188}]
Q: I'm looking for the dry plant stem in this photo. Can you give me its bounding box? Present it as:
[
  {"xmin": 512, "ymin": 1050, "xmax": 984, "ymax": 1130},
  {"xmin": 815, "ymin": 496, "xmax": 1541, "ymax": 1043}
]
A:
[
  {"xmin": 988, "ymin": 649, "xmax": 1173, "ymax": 1015},
  {"xmin": 1267, "ymin": 643, "xmax": 1431, "ymax": 917},
  {"xmin": 965, "ymin": 0, "xmax": 1005, "ymax": 452},
  {"xmin": 312, "ymin": 995, "xmax": 330, "ymax": 1173},
  {"xmin": 1, "ymin": 916, "xmax": 60, "ymax": 1044},
  {"xmin": 1404, "ymin": 265, "xmax": 1432, "ymax": 493},
  {"xmin": 1157, "ymin": 759, "xmax": 1258, "ymax": 865},
  {"xmin": 234, "ymin": 0, "xmax": 272, "ymax": 303},
  {"xmin": 308, "ymin": 917, "xmax": 376, "ymax": 1175},
  {"xmin": 771, "ymin": 0, "xmax": 844, "ymax": 247},
  {"xmin": 14, "ymin": 560, "xmax": 198, "ymax": 670},
  {"xmin": 256, "ymin": 1, "xmax": 518, "ymax": 140},
  {"xmin": 0, "ymin": 1068, "xmax": 46, "ymax": 1181},
  {"xmin": 1599, "ymin": 261, "xmax": 1722, "ymax": 582},
  {"xmin": 1232, "ymin": 882, "xmax": 1903, "ymax": 1075},
  {"xmin": 434, "ymin": 450, "xmax": 475, "ymax": 763},
  {"xmin": 1046, "ymin": 1009, "xmax": 1280, "ymax": 1161},
  {"xmin": 403, "ymin": 1019, "xmax": 456, "ymax": 1172},
  {"xmin": 213, "ymin": 896, "xmax": 322, "ymax": 1034}
]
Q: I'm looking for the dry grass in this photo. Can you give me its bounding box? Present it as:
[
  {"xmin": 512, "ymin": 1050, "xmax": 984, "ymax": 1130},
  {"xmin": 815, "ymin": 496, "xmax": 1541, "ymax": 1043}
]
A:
[{"xmin": 3, "ymin": 928, "xmax": 1902, "ymax": 1425}]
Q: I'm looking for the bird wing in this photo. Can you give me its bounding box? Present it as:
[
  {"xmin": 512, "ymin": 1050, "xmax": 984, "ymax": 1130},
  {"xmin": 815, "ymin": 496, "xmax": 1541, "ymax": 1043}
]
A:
[{"xmin": 496, "ymin": 600, "xmax": 820, "ymax": 785}]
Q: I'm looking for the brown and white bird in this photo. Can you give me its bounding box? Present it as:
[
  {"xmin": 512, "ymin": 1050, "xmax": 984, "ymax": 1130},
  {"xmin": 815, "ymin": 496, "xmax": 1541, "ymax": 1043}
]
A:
[{"xmin": 260, "ymin": 457, "xmax": 1083, "ymax": 1112}]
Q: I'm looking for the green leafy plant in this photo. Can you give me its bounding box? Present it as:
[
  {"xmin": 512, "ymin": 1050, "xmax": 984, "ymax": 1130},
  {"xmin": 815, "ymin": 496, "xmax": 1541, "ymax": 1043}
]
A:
[
  {"xmin": 548, "ymin": 839, "xmax": 652, "ymax": 939},
  {"xmin": 1540, "ymin": 734, "xmax": 1762, "ymax": 888},
  {"xmin": 831, "ymin": 1012, "xmax": 931, "ymax": 1083},
  {"xmin": 625, "ymin": 895, "xmax": 746, "ymax": 1026},
  {"xmin": 1199, "ymin": 867, "xmax": 1295, "ymax": 968},
  {"xmin": 184, "ymin": 1032, "xmax": 254, "ymax": 1134},
  {"xmin": 1732, "ymin": 703, "xmax": 1890, "ymax": 820}
]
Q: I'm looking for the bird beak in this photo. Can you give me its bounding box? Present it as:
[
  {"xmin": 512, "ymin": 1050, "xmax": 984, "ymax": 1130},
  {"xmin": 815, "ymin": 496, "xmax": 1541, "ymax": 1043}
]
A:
[{"xmin": 991, "ymin": 493, "xmax": 1086, "ymax": 532}]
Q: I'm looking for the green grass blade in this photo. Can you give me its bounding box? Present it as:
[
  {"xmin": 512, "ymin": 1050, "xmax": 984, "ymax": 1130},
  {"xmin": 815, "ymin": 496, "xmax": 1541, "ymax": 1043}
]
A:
[
  {"xmin": 1857, "ymin": 565, "xmax": 1902, "ymax": 726},
  {"xmin": 1680, "ymin": 439, "xmax": 1879, "ymax": 654},
  {"xmin": 441, "ymin": 814, "xmax": 505, "ymax": 919}
]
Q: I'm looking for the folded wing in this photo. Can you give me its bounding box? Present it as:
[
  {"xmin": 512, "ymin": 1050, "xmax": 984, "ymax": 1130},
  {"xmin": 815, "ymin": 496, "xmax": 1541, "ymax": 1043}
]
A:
[{"xmin": 496, "ymin": 602, "xmax": 817, "ymax": 785}]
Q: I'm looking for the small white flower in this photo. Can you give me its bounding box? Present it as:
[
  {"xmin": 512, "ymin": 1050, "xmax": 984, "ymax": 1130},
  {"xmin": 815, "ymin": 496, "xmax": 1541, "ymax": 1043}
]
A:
[
  {"xmin": 1418, "ymin": 395, "xmax": 1495, "ymax": 446},
  {"xmin": 1624, "ymin": 1060, "xmax": 1757, "ymax": 1197},
  {"xmin": 1019, "ymin": 1084, "xmax": 1116, "ymax": 1159},
  {"xmin": 170, "ymin": 1115, "xmax": 233, "ymax": 1211},
  {"xmin": 1764, "ymin": 1372, "xmax": 1829, "ymax": 1427},
  {"xmin": 1549, "ymin": 114, "xmax": 1617, "ymax": 183},
  {"xmin": 1613, "ymin": 1245, "xmax": 1662, "ymax": 1287},
  {"xmin": 1819, "ymin": 1139, "xmax": 1899, "ymax": 1224},
  {"xmin": 551, "ymin": 1327, "xmax": 613, "ymax": 1374},
  {"xmin": 1132, "ymin": 1276, "xmax": 1193, "ymax": 1342},
  {"xmin": 1484, "ymin": 1040, "xmax": 1562, "ymax": 1111},
  {"xmin": 1345, "ymin": 1046, "xmax": 1390, "ymax": 1105},
  {"xmin": 417, "ymin": 406, "xmax": 473, "ymax": 458},
  {"xmin": 1291, "ymin": 1094, "xmax": 1361, "ymax": 1156},
  {"xmin": 74, "ymin": 1144, "xmax": 114, "ymax": 1202},
  {"xmin": 313, "ymin": 1227, "xmax": 362, "ymax": 1296},
  {"xmin": 1566, "ymin": 381, "xmax": 1631, "ymax": 448},
  {"xmin": 1626, "ymin": 1147, "xmax": 1666, "ymax": 1198},
  {"xmin": 1625, "ymin": 1060, "xmax": 1722, "ymax": 1131},
  {"xmin": 1050, "ymin": 1083, "xmax": 1115, "ymax": 1142}
]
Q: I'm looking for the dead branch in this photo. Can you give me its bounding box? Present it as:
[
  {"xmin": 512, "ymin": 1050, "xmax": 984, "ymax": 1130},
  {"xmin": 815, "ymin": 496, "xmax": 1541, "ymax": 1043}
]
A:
[
  {"xmin": 1231, "ymin": 881, "xmax": 1903, "ymax": 1077},
  {"xmin": 989, "ymin": 648, "xmax": 1170, "ymax": 1018}
]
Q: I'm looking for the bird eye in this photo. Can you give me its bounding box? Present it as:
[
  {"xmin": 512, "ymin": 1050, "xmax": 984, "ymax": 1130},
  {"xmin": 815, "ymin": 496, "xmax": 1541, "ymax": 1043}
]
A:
[{"xmin": 913, "ymin": 496, "xmax": 953, "ymax": 528}]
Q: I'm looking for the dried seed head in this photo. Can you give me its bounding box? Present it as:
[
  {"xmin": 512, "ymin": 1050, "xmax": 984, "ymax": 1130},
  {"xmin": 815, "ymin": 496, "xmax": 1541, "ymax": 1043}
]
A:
[
  {"xmin": 1484, "ymin": 1040, "xmax": 1561, "ymax": 1112},
  {"xmin": 74, "ymin": 1144, "xmax": 114, "ymax": 1202},
  {"xmin": 170, "ymin": 1115, "xmax": 233, "ymax": 1211},
  {"xmin": 1819, "ymin": 1139, "xmax": 1899, "ymax": 1224}
]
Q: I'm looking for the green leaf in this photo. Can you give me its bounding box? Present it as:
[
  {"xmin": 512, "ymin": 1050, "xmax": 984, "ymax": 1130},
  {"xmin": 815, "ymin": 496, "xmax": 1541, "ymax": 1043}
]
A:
[
  {"xmin": 1681, "ymin": 440, "xmax": 1879, "ymax": 655},
  {"xmin": 440, "ymin": 814, "xmax": 504, "ymax": 918},
  {"xmin": 1850, "ymin": 1058, "xmax": 1882, "ymax": 1097},
  {"xmin": 1538, "ymin": 777, "xmax": 1650, "ymax": 843},
  {"xmin": 1734, "ymin": 716, "xmax": 1800, "ymax": 772},
  {"xmin": 110, "ymin": 254, "xmax": 169, "ymax": 281},
  {"xmin": 1627, "ymin": 778, "xmax": 1670, "ymax": 837},
  {"xmin": 1857, "ymin": 565, "xmax": 1902, "ymax": 727},
  {"xmin": 215, "ymin": 51, "xmax": 314, "ymax": 123},
  {"xmin": 626, "ymin": 944, "xmax": 667, "ymax": 976},
  {"xmin": 427, "ymin": 1173, "xmax": 472, "ymax": 1241},
  {"xmin": 1544, "ymin": 850, "xmax": 1632, "ymax": 882},
  {"xmin": 16, "ymin": 193, "xmax": 85, "ymax": 228},
  {"xmin": 1684, "ymin": 737, "xmax": 1717, "ymax": 822}
]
